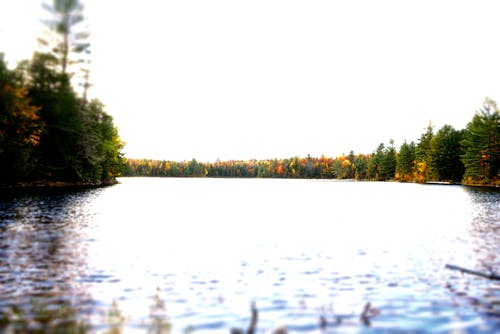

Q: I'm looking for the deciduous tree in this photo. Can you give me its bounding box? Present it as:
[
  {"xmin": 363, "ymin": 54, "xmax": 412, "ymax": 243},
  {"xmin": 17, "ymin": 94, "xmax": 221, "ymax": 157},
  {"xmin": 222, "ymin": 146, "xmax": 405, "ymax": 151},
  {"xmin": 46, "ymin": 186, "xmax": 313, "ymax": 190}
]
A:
[{"xmin": 0, "ymin": 55, "xmax": 44, "ymax": 181}]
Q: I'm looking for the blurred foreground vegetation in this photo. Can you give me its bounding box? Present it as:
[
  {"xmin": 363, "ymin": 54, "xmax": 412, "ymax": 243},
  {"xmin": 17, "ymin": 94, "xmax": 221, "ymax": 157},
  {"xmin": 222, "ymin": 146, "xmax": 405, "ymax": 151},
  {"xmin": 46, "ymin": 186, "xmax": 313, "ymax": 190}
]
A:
[
  {"xmin": 1, "ymin": 286, "xmax": 497, "ymax": 333},
  {"xmin": 0, "ymin": 289, "xmax": 172, "ymax": 334}
]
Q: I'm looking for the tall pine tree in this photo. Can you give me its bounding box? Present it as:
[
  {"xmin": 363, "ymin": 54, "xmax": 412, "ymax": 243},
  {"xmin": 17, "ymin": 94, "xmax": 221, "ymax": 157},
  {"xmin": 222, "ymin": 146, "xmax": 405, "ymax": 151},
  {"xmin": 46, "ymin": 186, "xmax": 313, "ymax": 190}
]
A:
[{"xmin": 461, "ymin": 98, "xmax": 500, "ymax": 184}]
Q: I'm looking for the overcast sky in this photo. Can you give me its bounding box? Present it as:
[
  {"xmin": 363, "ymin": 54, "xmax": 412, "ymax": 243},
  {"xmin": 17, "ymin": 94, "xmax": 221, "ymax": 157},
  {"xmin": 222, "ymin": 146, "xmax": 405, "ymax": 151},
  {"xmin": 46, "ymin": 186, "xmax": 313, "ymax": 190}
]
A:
[{"xmin": 2, "ymin": 0, "xmax": 500, "ymax": 161}]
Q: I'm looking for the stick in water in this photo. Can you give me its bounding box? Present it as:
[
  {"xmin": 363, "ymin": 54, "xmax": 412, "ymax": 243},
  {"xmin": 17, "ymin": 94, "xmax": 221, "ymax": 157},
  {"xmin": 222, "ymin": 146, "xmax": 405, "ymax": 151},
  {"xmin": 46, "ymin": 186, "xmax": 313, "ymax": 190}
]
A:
[{"xmin": 445, "ymin": 264, "xmax": 500, "ymax": 280}]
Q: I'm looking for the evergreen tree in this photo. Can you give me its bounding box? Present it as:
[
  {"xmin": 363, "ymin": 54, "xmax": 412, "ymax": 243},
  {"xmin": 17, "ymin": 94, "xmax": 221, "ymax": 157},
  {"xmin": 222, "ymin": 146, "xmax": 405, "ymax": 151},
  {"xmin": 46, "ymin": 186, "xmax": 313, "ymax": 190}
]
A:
[
  {"xmin": 366, "ymin": 142, "xmax": 396, "ymax": 180},
  {"xmin": 380, "ymin": 139, "xmax": 397, "ymax": 180},
  {"xmin": 396, "ymin": 140, "xmax": 415, "ymax": 181},
  {"xmin": 366, "ymin": 153, "xmax": 378, "ymax": 180},
  {"xmin": 461, "ymin": 98, "xmax": 500, "ymax": 184},
  {"xmin": 39, "ymin": 0, "xmax": 90, "ymax": 77},
  {"xmin": 431, "ymin": 125, "xmax": 464, "ymax": 182},
  {"xmin": 22, "ymin": 52, "xmax": 82, "ymax": 181},
  {"xmin": 415, "ymin": 123, "xmax": 435, "ymax": 182},
  {"xmin": 77, "ymin": 99, "xmax": 124, "ymax": 182}
]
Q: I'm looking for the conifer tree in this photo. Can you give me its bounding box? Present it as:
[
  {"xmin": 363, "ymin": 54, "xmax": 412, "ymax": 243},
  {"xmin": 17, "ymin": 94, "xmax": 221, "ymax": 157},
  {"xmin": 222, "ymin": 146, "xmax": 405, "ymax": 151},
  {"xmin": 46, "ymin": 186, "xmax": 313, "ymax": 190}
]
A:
[
  {"xmin": 461, "ymin": 98, "xmax": 500, "ymax": 184},
  {"xmin": 430, "ymin": 125, "xmax": 464, "ymax": 182},
  {"xmin": 415, "ymin": 123, "xmax": 435, "ymax": 182},
  {"xmin": 39, "ymin": 0, "xmax": 90, "ymax": 77},
  {"xmin": 396, "ymin": 141, "xmax": 415, "ymax": 181}
]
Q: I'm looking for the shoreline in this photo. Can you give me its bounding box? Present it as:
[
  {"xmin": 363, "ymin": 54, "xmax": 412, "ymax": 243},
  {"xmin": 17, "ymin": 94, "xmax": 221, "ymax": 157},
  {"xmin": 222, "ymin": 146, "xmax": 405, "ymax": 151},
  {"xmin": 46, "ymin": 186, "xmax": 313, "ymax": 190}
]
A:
[
  {"xmin": 118, "ymin": 176, "xmax": 500, "ymax": 188},
  {"xmin": 0, "ymin": 178, "xmax": 118, "ymax": 190},
  {"xmin": 2, "ymin": 177, "xmax": 498, "ymax": 189}
]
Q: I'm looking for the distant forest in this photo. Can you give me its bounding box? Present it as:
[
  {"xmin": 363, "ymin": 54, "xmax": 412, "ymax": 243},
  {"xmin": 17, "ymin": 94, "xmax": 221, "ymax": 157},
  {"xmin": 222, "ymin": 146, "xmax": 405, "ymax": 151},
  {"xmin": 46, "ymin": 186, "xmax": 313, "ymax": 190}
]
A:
[
  {"xmin": 0, "ymin": 0, "xmax": 124, "ymax": 186},
  {"xmin": 124, "ymin": 102, "xmax": 499, "ymax": 186}
]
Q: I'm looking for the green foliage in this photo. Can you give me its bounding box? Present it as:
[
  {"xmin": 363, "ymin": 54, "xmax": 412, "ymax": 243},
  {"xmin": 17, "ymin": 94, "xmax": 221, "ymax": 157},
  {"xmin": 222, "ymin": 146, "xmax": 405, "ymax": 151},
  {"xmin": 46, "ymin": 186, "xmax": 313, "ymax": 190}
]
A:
[
  {"xmin": 353, "ymin": 154, "xmax": 368, "ymax": 180},
  {"xmin": 76, "ymin": 100, "xmax": 125, "ymax": 182},
  {"xmin": 123, "ymin": 97, "xmax": 500, "ymax": 187},
  {"xmin": 461, "ymin": 99, "xmax": 500, "ymax": 184},
  {"xmin": 125, "ymin": 153, "xmax": 369, "ymax": 180},
  {"xmin": 0, "ymin": 0, "xmax": 123, "ymax": 186},
  {"xmin": 366, "ymin": 144, "xmax": 382, "ymax": 180},
  {"xmin": 396, "ymin": 141, "xmax": 415, "ymax": 181},
  {"xmin": 431, "ymin": 125, "xmax": 464, "ymax": 182},
  {"xmin": 415, "ymin": 123, "xmax": 435, "ymax": 182},
  {"xmin": 365, "ymin": 141, "xmax": 397, "ymax": 181},
  {"xmin": 380, "ymin": 140, "xmax": 397, "ymax": 180},
  {"xmin": 23, "ymin": 52, "xmax": 82, "ymax": 181}
]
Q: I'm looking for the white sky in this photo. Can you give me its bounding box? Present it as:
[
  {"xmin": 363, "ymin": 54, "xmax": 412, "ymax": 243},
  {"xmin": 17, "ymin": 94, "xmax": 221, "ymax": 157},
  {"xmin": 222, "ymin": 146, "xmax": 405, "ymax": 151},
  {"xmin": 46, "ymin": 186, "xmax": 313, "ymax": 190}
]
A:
[{"xmin": 1, "ymin": 0, "xmax": 500, "ymax": 162}]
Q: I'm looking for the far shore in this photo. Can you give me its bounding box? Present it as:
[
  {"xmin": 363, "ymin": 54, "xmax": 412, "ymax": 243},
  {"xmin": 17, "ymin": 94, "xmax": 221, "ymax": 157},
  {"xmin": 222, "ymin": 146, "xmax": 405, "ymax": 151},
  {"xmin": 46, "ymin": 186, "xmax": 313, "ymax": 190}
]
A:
[
  {"xmin": 2, "ymin": 177, "xmax": 499, "ymax": 190},
  {"xmin": 0, "ymin": 178, "xmax": 118, "ymax": 190}
]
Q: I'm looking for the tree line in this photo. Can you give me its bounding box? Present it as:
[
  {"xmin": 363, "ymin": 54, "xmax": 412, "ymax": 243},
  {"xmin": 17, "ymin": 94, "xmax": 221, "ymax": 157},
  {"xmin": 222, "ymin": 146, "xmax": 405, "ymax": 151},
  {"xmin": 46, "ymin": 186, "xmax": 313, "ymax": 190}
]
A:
[
  {"xmin": 124, "ymin": 100, "xmax": 499, "ymax": 186},
  {"xmin": 0, "ymin": 0, "xmax": 124, "ymax": 186},
  {"xmin": 2, "ymin": 0, "xmax": 498, "ymax": 187}
]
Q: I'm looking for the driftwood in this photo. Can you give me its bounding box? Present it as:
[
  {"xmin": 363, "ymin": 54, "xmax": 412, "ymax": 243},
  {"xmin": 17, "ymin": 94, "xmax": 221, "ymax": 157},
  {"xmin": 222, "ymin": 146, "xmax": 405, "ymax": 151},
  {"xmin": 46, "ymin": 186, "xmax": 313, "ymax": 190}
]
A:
[{"xmin": 445, "ymin": 264, "xmax": 500, "ymax": 280}]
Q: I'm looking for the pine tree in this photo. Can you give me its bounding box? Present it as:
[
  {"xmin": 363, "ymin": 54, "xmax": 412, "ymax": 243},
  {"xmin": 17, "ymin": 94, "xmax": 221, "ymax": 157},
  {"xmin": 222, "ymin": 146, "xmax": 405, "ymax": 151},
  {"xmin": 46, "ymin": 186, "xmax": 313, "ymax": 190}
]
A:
[
  {"xmin": 461, "ymin": 98, "xmax": 500, "ymax": 184},
  {"xmin": 430, "ymin": 125, "xmax": 464, "ymax": 182},
  {"xmin": 39, "ymin": 0, "xmax": 90, "ymax": 77},
  {"xmin": 415, "ymin": 123, "xmax": 435, "ymax": 182},
  {"xmin": 396, "ymin": 140, "xmax": 415, "ymax": 181}
]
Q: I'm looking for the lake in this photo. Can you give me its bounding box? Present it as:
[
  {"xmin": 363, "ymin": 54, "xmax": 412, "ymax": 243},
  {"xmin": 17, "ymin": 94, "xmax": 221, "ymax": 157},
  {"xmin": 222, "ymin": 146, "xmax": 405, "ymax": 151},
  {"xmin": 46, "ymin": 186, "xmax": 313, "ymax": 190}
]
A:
[{"xmin": 0, "ymin": 178, "xmax": 498, "ymax": 333}]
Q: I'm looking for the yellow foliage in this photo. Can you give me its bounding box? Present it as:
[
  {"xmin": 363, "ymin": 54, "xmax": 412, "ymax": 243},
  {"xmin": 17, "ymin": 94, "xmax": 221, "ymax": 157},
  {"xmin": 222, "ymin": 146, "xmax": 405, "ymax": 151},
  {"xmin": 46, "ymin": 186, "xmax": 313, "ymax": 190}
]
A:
[
  {"xmin": 413, "ymin": 161, "xmax": 428, "ymax": 183},
  {"xmin": 1, "ymin": 83, "xmax": 43, "ymax": 147}
]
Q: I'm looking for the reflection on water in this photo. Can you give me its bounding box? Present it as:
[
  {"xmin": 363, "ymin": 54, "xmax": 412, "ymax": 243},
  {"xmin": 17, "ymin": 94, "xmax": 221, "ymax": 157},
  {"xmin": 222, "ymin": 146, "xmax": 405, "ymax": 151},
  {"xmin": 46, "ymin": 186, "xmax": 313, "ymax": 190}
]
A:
[
  {"xmin": 0, "ymin": 179, "xmax": 498, "ymax": 333},
  {"xmin": 0, "ymin": 189, "xmax": 96, "ymax": 332}
]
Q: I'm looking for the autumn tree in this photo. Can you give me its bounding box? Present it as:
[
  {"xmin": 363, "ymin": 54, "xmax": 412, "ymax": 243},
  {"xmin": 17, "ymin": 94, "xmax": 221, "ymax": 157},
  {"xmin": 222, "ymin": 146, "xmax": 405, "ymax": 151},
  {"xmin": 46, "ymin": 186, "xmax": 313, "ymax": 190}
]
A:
[
  {"xmin": 0, "ymin": 54, "xmax": 44, "ymax": 181},
  {"xmin": 0, "ymin": 0, "xmax": 124, "ymax": 185},
  {"xmin": 353, "ymin": 154, "xmax": 369, "ymax": 180}
]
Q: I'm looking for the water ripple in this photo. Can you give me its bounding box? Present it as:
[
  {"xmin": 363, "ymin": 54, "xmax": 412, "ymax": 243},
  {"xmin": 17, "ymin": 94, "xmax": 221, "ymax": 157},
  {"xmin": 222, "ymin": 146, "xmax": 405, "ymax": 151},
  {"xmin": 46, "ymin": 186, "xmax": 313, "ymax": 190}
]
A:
[{"xmin": 0, "ymin": 180, "xmax": 498, "ymax": 333}]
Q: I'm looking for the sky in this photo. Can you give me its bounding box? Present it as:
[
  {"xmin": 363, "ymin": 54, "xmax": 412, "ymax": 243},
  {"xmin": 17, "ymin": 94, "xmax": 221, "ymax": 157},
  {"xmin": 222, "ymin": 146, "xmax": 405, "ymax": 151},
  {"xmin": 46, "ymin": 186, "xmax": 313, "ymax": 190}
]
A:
[{"xmin": 1, "ymin": 0, "xmax": 500, "ymax": 162}]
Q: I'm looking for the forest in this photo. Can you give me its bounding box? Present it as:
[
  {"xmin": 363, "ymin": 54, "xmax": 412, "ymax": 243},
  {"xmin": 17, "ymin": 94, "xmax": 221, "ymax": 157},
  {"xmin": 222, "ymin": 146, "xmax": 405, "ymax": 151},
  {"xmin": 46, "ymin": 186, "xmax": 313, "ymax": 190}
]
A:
[
  {"xmin": 124, "ymin": 102, "xmax": 499, "ymax": 187},
  {"xmin": 0, "ymin": 0, "xmax": 124, "ymax": 186},
  {"xmin": 1, "ymin": 0, "xmax": 499, "ymax": 187}
]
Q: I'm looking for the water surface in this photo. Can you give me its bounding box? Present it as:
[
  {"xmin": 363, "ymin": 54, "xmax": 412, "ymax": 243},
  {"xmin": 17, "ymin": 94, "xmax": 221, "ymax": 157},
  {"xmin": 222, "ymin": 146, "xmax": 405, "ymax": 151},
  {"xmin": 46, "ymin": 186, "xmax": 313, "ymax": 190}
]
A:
[{"xmin": 0, "ymin": 178, "xmax": 498, "ymax": 333}]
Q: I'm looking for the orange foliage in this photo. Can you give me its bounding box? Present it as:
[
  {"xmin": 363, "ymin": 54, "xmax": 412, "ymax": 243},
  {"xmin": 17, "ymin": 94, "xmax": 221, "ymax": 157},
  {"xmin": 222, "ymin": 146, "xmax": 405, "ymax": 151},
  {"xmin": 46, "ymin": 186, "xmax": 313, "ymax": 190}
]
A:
[{"xmin": 1, "ymin": 84, "xmax": 43, "ymax": 147}]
